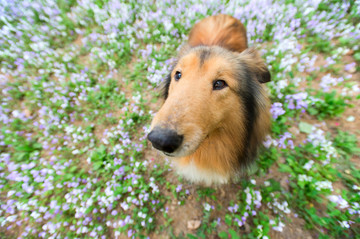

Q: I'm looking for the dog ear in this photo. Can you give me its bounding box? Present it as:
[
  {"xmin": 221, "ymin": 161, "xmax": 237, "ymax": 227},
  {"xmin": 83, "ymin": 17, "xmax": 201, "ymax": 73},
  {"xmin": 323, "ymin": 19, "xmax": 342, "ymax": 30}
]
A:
[{"xmin": 238, "ymin": 48, "xmax": 271, "ymax": 84}]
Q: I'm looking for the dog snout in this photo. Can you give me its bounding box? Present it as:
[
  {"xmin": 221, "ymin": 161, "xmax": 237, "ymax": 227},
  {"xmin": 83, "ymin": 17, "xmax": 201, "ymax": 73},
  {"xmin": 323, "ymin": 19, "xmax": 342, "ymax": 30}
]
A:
[{"xmin": 147, "ymin": 128, "xmax": 183, "ymax": 154}]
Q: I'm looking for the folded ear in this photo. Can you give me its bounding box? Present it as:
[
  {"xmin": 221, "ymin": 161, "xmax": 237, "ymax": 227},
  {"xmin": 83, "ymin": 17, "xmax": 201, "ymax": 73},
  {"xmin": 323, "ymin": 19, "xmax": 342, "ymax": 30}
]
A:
[{"xmin": 238, "ymin": 48, "xmax": 271, "ymax": 84}]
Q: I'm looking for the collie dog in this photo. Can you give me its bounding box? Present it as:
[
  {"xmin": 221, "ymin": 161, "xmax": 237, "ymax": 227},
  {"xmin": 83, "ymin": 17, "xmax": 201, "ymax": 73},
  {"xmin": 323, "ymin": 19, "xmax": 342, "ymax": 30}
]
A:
[{"xmin": 148, "ymin": 14, "xmax": 271, "ymax": 185}]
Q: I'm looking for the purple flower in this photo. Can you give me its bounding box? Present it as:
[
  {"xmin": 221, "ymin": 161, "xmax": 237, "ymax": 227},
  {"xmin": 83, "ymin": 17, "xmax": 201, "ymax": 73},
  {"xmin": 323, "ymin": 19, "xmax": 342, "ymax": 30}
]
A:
[
  {"xmin": 320, "ymin": 74, "xmax": 343, "ymax": 92},
  {"xmin": 327, "ymin": 195, "xmax": 349, "ymax": 209},
  {"xmin": 285, "ymin": 92, "xmax": 308, "ymax": 111},
  {"xmin": 127, "ymin": 229, "xmax": 133, "ymax": 237},
  {"xmin": 119, "ymin": 219, "xmax": 126, "ymax": 227},
  {"xmin": 344, "ymin": 62, "xmax": 356, "ymax": 72},
  {"xmin": 228, "ymin": 204, "xmax": 239, "ymax": 213},
  {"xmin": 175, "ymin": 184, "xmax": 182, "ymax": 193},
  {"xmin": 270, "ymin": 102, "xmax": 285, "ymax": 119},
  {"xmin": 277, "ymin": 132, "xmax": 294, "ymax": 149}
]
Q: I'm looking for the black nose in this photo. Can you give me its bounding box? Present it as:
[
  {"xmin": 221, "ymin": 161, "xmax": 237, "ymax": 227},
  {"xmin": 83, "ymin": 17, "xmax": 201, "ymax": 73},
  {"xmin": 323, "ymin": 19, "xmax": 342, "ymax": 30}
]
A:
[{"xmin": 147, "ymin": 128, "xmax": 183, "ymax": 154}]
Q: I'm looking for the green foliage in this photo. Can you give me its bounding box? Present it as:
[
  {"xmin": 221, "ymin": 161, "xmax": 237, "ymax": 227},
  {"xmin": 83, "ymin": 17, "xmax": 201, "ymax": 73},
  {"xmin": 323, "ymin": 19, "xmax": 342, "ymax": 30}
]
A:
[
  {"xmin": 307, "ymin": 91, "xmax": 349, "ymax": 119},
  {"xmin": 333, "ymin": 130, "xmax": 360, "ymax": 159}
]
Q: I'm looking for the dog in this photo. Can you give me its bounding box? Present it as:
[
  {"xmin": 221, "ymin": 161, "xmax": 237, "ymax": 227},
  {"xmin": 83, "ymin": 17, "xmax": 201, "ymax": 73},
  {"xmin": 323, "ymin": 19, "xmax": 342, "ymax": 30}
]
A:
[{"xmin": 147, "ymin": 14, "xmax": 271, "ymax": 185}]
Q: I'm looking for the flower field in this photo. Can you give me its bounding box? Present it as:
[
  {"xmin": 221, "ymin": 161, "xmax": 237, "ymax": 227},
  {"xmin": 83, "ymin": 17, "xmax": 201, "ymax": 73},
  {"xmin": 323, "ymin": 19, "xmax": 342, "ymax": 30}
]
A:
[{"xmin": 0, "ymin": 0, "xmax": 360, "ymax": 238}]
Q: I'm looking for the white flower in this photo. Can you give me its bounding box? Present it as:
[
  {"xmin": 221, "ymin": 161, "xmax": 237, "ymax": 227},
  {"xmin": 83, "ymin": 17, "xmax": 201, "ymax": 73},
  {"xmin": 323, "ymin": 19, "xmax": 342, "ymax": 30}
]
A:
[
  {"xmin": 273, "ymin": 200, "xmax": 291, "ymax": 214},
  {"xmin": 339, "ymin": 221, "xmax": 350, "ymax": 228},
  {"xmin": 121, "ymin": 202, "xmax": 129, "ymax": 211},
  {"xmin": 303, "ymin": 160, "xmax": 314, "ymax": 171},
  {"xmin": 7, "ymin": 190, "xmax": 16, "ymax": 197},
  {"xmin": 272, "ymin": 221, "xmax": 285, "ymax": 232},
  {"xmin": 203, "ymin": 203, "xmax": 212, "ymax": 211},
  {"xmin": 31, "ymin": 211, "xmax": 41, "ymax": 219},
  {"xmin": 102, "ymin": 138, "xmax": 109, "ymax": 145},
  {"xmin": 314, "ymin": 181, "xmax": 333, "ymax": 191},
  {"xmin": 63, "ymin": 54, "xmax": 72, "ymax": 62},
  {"xmin": 81, "ymin": 227, "xmax": 88, "ymax": 233},
  {"xmin": 72, "ymin": 149, "xmax": 80, "ymax": 154},
  {"xmin": 298, "ymin": 174, "xmax": 313, "ymax": 182},
  {"xmin": 138, "ymin": 211, "xmax": 146, "ymax": 219}
]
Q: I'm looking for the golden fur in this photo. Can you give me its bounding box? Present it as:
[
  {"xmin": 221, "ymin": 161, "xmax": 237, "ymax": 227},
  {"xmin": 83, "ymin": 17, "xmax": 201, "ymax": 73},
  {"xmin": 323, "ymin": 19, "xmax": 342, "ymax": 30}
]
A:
[
  {"xmin": 149, "ymin": 15, "xmax": 271, "ymax": 185},
  {"xmin": 188, "ymin": 14, "xmax": 248, "ymax": 53}
]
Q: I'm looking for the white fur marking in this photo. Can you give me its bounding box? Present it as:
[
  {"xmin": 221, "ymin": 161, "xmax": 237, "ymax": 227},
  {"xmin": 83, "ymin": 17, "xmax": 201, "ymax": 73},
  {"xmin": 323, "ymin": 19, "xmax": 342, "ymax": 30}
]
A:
[{"xmin": 173, "ymin": 159, "xmax": 229, "ymax": 185}]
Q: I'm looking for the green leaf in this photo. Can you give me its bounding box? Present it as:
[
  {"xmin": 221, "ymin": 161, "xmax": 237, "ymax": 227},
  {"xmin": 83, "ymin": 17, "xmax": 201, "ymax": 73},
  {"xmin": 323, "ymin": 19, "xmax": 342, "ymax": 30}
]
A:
[
  {"xmin": 307, "ymin": 107, "xmax": 318, "ymax": 115},
  {"xmin": 228, "ymin": 229, "xmax": 240, "ymax": 239},
  {"xmin": 279, "ymin": 164, "xmax": 293, "ymax": 173},
  {"xmin": 299, "ymin": 122, "xmax": 313, "ymax": 134},
  {"xmin": 187, "ymin": 234, "xmax": 198, "ymax": 239},
  {"xmin": 218, "ymin": 231, "xmax": 228, "ymax": 239},
  {"xmin": 354, "ymin": 52, "xmax": 360, "ymax": 61},
  {"xmin": 69, "ymin": 166, "xmax": 78, "ymax": 173},
  {"xmin": 225, "ymin": 214, "xmax": 232, "ymax": 226}
]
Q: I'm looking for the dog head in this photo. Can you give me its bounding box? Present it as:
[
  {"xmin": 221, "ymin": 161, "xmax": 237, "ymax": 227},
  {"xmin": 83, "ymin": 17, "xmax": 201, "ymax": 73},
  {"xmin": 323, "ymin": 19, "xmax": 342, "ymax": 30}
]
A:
[{"xmin": 148, "ymin": 46, "xmax": 270, "ymax": 159}]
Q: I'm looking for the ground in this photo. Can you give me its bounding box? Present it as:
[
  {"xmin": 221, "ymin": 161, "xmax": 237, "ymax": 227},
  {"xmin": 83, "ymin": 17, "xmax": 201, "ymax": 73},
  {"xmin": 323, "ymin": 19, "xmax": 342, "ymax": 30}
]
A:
[{"xmin": 0, "ymin": 0, "xmax": 360, "ymax": 238}]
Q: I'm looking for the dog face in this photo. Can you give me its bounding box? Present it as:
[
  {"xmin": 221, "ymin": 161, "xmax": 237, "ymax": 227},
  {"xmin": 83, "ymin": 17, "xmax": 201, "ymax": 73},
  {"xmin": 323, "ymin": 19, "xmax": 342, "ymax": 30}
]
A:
[{"xmin": 148, "ymin": 46, "xmax": 270, "ymax": 159}]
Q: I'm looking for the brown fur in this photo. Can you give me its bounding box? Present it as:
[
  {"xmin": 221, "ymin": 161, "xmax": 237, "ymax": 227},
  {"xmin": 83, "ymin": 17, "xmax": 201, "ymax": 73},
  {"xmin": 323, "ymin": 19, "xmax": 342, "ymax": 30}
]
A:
[
  {"xmin": 149, "ymin": 15, "xmax": 271, "ymax": 185},
  {"xmin": 188, "ymin": 14, "xmax": 248, "ymax": 53}
]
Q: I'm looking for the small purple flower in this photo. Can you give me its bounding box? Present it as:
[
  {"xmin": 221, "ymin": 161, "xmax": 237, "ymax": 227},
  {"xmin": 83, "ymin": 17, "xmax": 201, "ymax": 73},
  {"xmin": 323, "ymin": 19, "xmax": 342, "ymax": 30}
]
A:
[
  {"xmin": 127, "ymin": 229, "xmax": 133, "ymax": 237},
  {"xmin": 175, "ymin": 184, "xmax": 182, "ymax": 193},
  {"xmin": 276, "ymin": 132, "xmax": 294, "ymax": 149},
  {"xmin": 119, "ymin": 219, "xmax": 126, "ymax": 227},
  {"xmin": 270, "ymin": 102, "xmax": 285, "ymax": 119},
  {"xmin": 344, "ymin": 62, "xmax": 356, "ymax": 72},
  {"xmin": 62, "ymin": 204, "xmax": 69, "ymax": 211},
  {"xmin": 236, "ymin": 219, "xmax": 243, "ymax": 227},
  {"xmin": 285, "ymin": 92, "xmax": 308, "ymax": 111},
  {"xmin": 320, "ymin": 74, "xmax": 344, "ymax": 92},
  {"xmin": 228, "ymin": 204, "xmax": 239, "ymax": 213},
  {"xmin": 39, "ymin": 232, "xmax": 46, "ymax": 238},
  {"xmin": 327, "ymin": 195, "xmax": 349, "ymax": 209}
]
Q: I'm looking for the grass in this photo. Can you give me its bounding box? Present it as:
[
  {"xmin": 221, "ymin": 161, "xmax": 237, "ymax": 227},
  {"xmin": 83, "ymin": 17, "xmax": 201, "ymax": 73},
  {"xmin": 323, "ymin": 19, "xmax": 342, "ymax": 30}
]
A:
[{"xmin": 0, "ymin": 0, "xmax": 360, "ymax": 238}]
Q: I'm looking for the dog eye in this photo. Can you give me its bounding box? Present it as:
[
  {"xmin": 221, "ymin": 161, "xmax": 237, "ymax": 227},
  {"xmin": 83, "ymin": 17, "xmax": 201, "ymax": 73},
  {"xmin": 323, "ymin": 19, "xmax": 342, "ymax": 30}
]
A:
[
  {"xmin": 213, "ymin": 80, "xmax": 227, "ymax": 90},
  {"xmin": 174, "ymin": 71, "xmax": 182, "ymax": 81}
]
